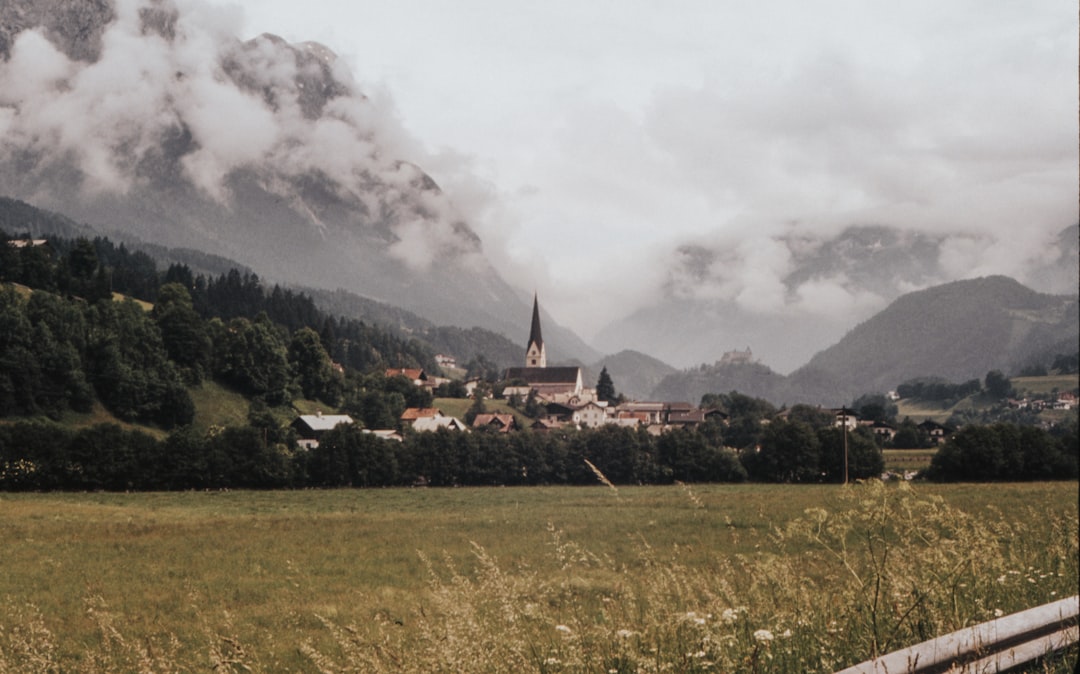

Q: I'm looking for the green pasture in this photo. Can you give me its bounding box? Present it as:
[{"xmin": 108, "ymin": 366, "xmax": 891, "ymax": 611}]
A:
[
  {"xmin": 434, "ymin": 396, "xmax": 532, "ymax": 427},
  {"xmin": 0, "ymin": 482, "xmax": 1076, "ymax": 672},
  {"xmin": 1013, "ymin": 374, "xmax": 1080, "ymax": 396}
]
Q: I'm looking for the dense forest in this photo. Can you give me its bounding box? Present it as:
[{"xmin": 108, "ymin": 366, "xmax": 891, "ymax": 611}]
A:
[
  {"xmin": 1, "ymin": 229, "xmax": 1077, "ymax": 490},
  {"xmin": 1, "ymin": 230, "xmax": 435, "ymax": 423}
]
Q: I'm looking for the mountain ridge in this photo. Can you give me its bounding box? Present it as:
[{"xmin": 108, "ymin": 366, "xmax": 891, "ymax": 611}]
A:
[
  {"xmin": 649, "ymin": 275, "xmax": 1079, "ymax": 406},
  {"xmin": 596, "ymin": 223, "xmax": 1079, "ymax": 373}
]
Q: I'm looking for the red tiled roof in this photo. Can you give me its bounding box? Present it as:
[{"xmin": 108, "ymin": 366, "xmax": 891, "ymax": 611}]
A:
[
  {"xmin": 400, "ymin": 407, "xmax": 442, "ymax": 420},
  {"xmin": 387, "ymin": 368, "xmax": 426, "ymax": 380},
  {"xmin": 472, "ymin": 414, "xmax": 517, "ymax": 431}
]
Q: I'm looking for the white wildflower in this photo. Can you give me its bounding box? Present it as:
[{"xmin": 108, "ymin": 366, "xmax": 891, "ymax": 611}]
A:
[
  {"xmin": 754, "ymin": 629, "xmax": 774, "ymax": 643},
  {"xmin": 555, "ymin": 624, "xmax": 572, "ymax": 634},
  {"xmin": 721, "ymin": 608, "xmax": 739, "ymax": 624},
  {"xmin": 616, "ymin": 629, "xmax": 634, "ymax": 639},
  {"xmin": 993, "ymin": 608, "xmax": 1004, "ymax": 618}
]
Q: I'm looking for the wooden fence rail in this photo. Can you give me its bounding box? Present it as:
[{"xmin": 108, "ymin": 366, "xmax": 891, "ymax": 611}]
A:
[{"xmin": 835, "ymin": 595, "xmax": 1079, "ymax": 674}]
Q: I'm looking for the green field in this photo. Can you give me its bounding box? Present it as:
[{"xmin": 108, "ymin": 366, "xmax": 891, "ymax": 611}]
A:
[
  {"xmin": 1, "ymin": 482, "xmax": 1076, "ymax": 672},
  {"xmin": 434, "ymin": 396, "xmax": 532, "ymax": 427},
  {"xmin": 1013, "ymin": 374, "xmax": 1080, "ymax": 396},
  {"xmin": 882, "ymin": 448, "xmax": 936, "ymax": 473}
]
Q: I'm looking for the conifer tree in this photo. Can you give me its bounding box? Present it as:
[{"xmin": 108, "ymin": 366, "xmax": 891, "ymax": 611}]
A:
[{"xmin": 596, "ymin": 366, "xmax": 617, "ymax": 403}]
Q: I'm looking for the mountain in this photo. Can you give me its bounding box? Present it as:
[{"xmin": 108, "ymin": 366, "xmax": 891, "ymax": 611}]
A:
[
  {"xmin": 650, "ymin": 361, "xmax": 790, "ymax": 406},
  {"xmin": 0, "ymin": 0, "xmax": 596, "ymax": 364},
  {"xmin": 595, "ymin": 224, "xmax": 1079, "ymax": 373},
  {"xmin": 0, "ymin": 196, "xmax": 588, "ymax": 374},
  {"xmin": 794, "ymin": 276, "xmax": 1078, "ymax": 398},
  {"xmin": 649, "ymin": 276, "xmax": 1079, "ymax": 407},
  {"xmin": 583, "ymin": 350, "xmax": 677, "ymax": 401}
]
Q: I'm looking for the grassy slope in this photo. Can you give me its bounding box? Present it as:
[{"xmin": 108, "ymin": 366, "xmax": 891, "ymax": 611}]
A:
[
  {"xmin": 896, "ymin": 373, "xmax": 1079, "ymax": 423},
  {"xmin": 188, "ymin": 380, "xmax": 253, "ymax": 430},
  {"xmin": 1012, "ymin": 374, "xmax": 1080, "ymax": 396},
  {"xmin": 433, "ymin": 397, "xmax": 531, "ymax": 427},
  {"xmin": 0, "ymin": 483, "xmax": 1074, "ymax": 671}
]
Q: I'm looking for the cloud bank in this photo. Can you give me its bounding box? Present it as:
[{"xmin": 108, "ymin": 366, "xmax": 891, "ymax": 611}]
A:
[
  {"xmin": 404, "ymin": 0, "xmax": 1078, "ymax": 336},
  {"xmin": 0, "ymin": 0, "xmax": 487, "ymax": 272}
]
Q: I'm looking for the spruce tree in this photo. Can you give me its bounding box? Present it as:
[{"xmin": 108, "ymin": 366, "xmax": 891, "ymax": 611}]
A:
[{"xmin": 596, "ymin": 366, "xmax": 617, "ymax": 403}]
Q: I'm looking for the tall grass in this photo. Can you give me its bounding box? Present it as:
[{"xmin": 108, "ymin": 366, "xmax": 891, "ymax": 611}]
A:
[
  {"xmin": 0, "ymin": 482, "xmax": 1075, "ymax": 672},
  {"xmin": 301, "ymin": 481, "xmax": 1078, "ymax": 673}
]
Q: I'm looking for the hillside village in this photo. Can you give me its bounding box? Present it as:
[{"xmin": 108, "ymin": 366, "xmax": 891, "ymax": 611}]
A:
[{"xmin": 293, "ymin": 295, "xmax": 1079, "ymax": 449}]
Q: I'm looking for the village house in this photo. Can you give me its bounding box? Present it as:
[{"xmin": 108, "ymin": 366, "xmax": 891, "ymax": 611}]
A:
[
  {"xmin": 400, "ymin": 407, "xmax": 444, "ymax": 425},
  {"xmin": 1054, "ymin": 392, "xmax": 1077, "ymax": 409},
  {"xmin": 615, "ymin": 401, "xmax": 666, "ymax": 425},
  {"xmin": 291, "ymin": 412, "xmax": 355, "ymax": 449},
  {"xmin": 571, "ymin": 400, "xmax": 610, "ymax": 428},
  {"xmin": 463, "ymin": 378, "xmax": 484, "ymax": 397},
  {"xmin": 471, "ymin": 413, "xmax": 518, "ymax": 433},
  {"xmin": 832, "ymin": 408, "xmax": 859, "ymax": 430},
  {"xmin": 6, "ymin": 238, "xmax": 50, "ymax": 250},
  {"xmin": 386, "ymin": 367, "xmax": 428, "ymax": 386},
  {"xmin": 918, "ymin": 420, "xmax": 953, "ymax": 445},
  {"xmin": 863, "ymin": 419, "xmax": 897, "ymax": 442},
  {"xmin": 667, "ymin": 408, "xmax": 712, "ymax": 428},
  {"xmin": 386, "ymin": 367, "xmax": 450, "ymax": 393},
  {"xmin": 434, "ymin": 354, "xmax": 457, "ymax": 369},
  {"xmin": 530, "ymin": 418, "xmax": 564, "ymax": 432},
  {"xmin": 413, "ymin": 416, "xmax": 467, "ymax": 432}
]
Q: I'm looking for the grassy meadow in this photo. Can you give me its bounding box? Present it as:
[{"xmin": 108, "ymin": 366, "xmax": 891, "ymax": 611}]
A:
[{"xmin": 0, "ymin": 482, "xmax": 1076, "ymax": 672}]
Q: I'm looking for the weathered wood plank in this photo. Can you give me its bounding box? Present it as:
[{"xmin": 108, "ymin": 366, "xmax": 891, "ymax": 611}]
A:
[{"xmin": 835, "ymin": 595, "xmax": 1079, "ymax": 674}]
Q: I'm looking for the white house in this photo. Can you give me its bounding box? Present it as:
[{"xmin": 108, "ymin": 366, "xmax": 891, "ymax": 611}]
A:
[{"xmin": 291, "ymin": 412, "xmax": 355, "ymax": 449}]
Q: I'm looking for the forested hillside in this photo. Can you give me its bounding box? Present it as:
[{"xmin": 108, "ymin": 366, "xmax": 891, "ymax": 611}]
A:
[
  {"xmin": 797, "ymin": 276, "xmax": 1079, "ymax": 396},
  {"xmin": 0, "ymin": 229, "xmax": 436, "ymax": 425}
]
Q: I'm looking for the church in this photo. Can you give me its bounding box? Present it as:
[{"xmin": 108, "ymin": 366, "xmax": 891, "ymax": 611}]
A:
[{"xmin": 503, "ymin": 295, "xmax": 584, "ymax": 397}]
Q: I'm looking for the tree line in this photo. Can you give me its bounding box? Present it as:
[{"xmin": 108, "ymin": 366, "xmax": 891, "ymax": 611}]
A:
[
  {"xmin": 0, "ymin": 416, "xmax": 859, "ymax": 491},
  {"xmin": 3, "ymin": 407, "xmax": 1073, "ymax": 491}
]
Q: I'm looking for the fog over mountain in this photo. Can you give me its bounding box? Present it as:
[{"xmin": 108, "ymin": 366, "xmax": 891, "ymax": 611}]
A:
[
  {"xmin": 1, "ymin": 0, "xmax": 1075, "ymax": 375},
  {"xmin": 0, "ymin": 0, "xmax": 595, "ymax": 362},
  {"xmin": 596, "ymin": 223, "xmax": 1079, "ymax": 373}
]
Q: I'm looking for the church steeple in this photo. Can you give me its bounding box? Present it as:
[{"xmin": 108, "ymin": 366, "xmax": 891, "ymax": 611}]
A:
[{"xmin": 526, "ymin": 293, "xmax": 546, "ymax": 368}]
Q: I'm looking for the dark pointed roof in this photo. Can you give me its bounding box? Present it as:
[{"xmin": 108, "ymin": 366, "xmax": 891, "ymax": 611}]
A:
[
  {"xmin": 529, "ymin": 293, "xmax": 543, "ymax": 349},
  {"xmin": 505, "ymin": 367, "xmax": 581, "ymax": 384}
]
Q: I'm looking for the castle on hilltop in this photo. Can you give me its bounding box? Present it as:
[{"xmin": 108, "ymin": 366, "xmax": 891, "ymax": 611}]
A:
[{"xmin": 719, "ymin": 347, "xmax": 755, "ymax": 366}]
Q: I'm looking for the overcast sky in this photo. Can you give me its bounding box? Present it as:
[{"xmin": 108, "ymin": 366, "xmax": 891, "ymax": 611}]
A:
[{"xmin": 234, "ymin": 0, "xmax": 1078, "ymax": 337}]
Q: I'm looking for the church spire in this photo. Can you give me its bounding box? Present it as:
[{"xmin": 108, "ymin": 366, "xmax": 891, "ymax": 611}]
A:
[{"xmin": 526, "ymin": 293, "xmax": 546, "ymax": 368}]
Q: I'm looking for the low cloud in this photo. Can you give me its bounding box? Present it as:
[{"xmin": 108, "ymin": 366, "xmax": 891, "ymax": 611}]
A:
[
  {"xmin": 496, "ymin": 0, "xmax": 1077, "ymax": 332},
  {"xmin": 0, "ymin": 0, "xmax": 481, "ymax": 270}
]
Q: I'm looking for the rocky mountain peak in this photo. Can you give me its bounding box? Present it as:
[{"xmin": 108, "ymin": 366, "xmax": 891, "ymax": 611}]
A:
[{"xmin": 0, "ymin": 0, "xmax": 597, "ymax": 358}]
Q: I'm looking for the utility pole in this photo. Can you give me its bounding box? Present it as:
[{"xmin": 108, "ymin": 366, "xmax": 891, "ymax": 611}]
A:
[{"xmin": 842, "ymin": 407, "xmax": 849, "ymax": 485}]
